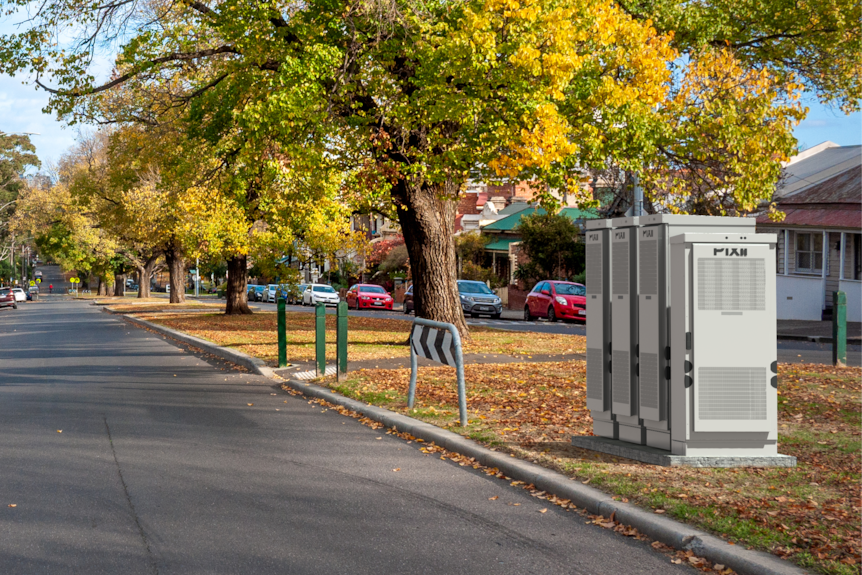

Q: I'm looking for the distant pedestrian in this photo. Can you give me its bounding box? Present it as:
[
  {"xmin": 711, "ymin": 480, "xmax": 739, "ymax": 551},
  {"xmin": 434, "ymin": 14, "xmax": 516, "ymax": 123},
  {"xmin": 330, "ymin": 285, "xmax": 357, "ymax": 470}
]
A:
[{"xmin": 49, "ymin": 284, "xmax": 53, "ymax": 294}]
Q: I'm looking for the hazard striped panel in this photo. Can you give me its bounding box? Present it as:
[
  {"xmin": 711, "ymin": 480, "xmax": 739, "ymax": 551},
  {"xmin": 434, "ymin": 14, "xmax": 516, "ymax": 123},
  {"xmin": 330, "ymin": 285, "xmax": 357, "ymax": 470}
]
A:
[{"xmin": 410, "ymin": 324, "xmax": 457, "ymax": 367}]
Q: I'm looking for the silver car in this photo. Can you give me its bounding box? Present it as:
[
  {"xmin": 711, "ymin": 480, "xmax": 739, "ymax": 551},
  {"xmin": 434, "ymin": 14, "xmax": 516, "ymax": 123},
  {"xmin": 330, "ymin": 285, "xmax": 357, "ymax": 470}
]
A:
[{"xmin": 458, "ymin": 280, "xmax": 503, "ymax": 318}]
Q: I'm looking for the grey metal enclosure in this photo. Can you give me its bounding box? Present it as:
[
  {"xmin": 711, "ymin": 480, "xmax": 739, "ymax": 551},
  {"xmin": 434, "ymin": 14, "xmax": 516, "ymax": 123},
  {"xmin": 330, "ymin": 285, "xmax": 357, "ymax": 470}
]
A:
[{"xmin": 585, "ymin": 215, "xmax": 782, "ymax": 458}]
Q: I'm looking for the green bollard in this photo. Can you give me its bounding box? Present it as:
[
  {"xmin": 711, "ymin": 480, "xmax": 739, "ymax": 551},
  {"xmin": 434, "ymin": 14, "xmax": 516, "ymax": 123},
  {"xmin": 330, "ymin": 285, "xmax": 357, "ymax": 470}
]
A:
[
  {"xmin": 315, "ymin": 303, "xmax": 326, "ymax": 378},
  {"xmin": 277, "ymin": 297, "xmax": 287, "ymax": 368},
  {"xmin": 336, "ymin": 301, "xmax": 348, "ymax": 381},
  {"xmin": 832, "ymin": 291, "xmax": 847, "ymax": 367}
]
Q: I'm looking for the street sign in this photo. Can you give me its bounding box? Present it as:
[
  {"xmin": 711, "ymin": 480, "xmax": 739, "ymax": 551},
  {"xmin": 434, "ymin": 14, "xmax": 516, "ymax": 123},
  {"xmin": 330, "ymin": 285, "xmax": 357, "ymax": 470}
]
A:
[
  {"xmin": 29, "ymin": 281, "xmax": 35, "ymax": 286},
  {"xmin": 70, "ymin": 277, "xmax": 80, "ymax": 284},
  {"xmin": 36, "ymin": 278, "xmax": 41, "ymax": 283}
]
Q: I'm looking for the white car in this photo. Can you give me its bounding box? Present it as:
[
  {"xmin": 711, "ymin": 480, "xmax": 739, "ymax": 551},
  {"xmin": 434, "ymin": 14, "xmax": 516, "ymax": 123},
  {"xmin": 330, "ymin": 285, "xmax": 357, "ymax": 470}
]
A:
[
  {"xmin": 264, "ymin": 284, "xmax": 278, "ymax": 302},
  {"xmin": 302, "ymin": 284, "xmax": 340, "ymax": 306},
  {"xmin": 11, "ymin": 288, "xmax": 27, "ymax": 302}
]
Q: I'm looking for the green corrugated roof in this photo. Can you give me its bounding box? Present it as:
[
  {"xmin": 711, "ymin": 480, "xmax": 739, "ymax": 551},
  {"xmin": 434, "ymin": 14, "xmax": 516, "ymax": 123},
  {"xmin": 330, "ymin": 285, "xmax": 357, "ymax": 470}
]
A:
[
  {"xmin": 481, "ymin": 206, "xmax": 599, "ymax": 232},
  {"xmin": 482, "ymin": 207, "xmax": 545, "ymax": 231},
  {"xmin": 497, "ymin": 202, "xmax": 533, "ymax": 216},
  {"xmin": 484, "ymin": 238, "xmax": 519, "ymax": 251}
]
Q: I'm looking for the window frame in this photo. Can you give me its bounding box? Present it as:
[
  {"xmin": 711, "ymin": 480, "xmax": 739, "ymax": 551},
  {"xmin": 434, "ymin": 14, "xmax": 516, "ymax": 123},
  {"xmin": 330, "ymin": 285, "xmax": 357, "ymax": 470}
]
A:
[{"xmin": 795, "ymin": 231, "xmax": 824, "ymax": 274}]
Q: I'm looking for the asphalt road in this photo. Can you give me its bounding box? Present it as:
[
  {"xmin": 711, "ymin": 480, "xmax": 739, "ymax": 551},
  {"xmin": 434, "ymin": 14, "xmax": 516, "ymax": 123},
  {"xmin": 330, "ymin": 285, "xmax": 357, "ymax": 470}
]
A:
[{"xmin": 0, "ymin": 300, "xmax": 693, "ymax": 575}]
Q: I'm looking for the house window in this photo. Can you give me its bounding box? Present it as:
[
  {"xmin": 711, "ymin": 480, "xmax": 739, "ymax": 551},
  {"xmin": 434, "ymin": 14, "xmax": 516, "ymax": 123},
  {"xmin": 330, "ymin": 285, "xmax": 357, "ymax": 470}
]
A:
[{"xmin": 796, "ymin": 232, "xmax": 823, "ymax": 273}]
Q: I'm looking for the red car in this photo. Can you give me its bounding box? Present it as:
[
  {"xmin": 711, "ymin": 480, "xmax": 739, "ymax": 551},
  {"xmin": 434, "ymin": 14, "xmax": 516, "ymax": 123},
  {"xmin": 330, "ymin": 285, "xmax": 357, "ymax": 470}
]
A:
[
  {"xmin": 0, "ymin": 287, "xmax": 18, "ymax": 310},
  {"xmin": 524, "ymin": 280, "xmax": 586, "ymax": 322},
  {"xmin": 345, "ymin": 284, "xmax": 394, "ymax": 310}
]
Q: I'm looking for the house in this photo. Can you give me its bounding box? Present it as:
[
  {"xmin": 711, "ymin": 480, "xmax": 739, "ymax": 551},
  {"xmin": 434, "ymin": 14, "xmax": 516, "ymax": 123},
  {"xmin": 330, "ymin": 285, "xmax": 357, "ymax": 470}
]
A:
[
  {"xmin": 756, "ymin": 142, "xmax": 861, "ymax": 322},
  {"xmin": 480, "ymin": 205, "xmax": 599, "ymax": 284}
]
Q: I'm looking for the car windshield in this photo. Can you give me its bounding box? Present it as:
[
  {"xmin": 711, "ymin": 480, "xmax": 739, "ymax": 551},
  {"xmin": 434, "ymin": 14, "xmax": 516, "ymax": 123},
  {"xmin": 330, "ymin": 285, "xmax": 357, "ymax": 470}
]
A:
[
  {"xmin": 554, "ymin": 283, "xmax": 586, "ymax": 296},
  {"xmin": 0, "ymin": 288, "xmax": 9, "ymax": 295},
  {"xmin": 313, "ymin": 285, "xmax": 336, "ymax": 293},
  {"xmin": 255, "ymin": 286, "xmax": 265, "ymax": 292},
  {"xmin": 458, "ymin": 281, "xmax": 493, "ymax": 295},
  {"xmin": 361, "ymin": 286, "xmax": 386, "ymax": 294}
]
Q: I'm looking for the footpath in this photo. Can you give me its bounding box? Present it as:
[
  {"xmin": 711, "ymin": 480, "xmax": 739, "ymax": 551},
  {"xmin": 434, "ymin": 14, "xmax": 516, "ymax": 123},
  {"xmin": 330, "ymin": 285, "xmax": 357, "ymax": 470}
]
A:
[{"xmin": 777, "ymin": 319, "xmax": 861, "ymax": 343}]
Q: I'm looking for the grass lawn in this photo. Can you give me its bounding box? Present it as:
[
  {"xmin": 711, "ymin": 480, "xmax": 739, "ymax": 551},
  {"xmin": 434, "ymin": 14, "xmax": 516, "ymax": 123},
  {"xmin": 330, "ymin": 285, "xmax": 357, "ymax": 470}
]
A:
[
  {"xmin": 137, "ymin": 310, "xmax": 586, "ymax": 363},
  {"xmin": 320, "ymin": 361, "xmax": 860, "ymax": 575}
]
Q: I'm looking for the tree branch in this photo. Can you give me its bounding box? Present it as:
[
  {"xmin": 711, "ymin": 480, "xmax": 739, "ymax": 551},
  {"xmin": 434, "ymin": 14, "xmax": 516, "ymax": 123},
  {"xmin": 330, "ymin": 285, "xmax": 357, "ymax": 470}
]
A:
[{"xmin": 35, "ymin": 45, "xmax": 241, "ymax": 97}]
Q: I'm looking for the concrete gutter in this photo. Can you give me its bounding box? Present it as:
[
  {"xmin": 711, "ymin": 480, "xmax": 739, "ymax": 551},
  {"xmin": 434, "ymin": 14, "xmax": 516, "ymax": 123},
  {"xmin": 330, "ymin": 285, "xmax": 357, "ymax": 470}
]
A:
[{"xmin": 116, "ymin": 308, "xmax": 808, "ymax": 575}]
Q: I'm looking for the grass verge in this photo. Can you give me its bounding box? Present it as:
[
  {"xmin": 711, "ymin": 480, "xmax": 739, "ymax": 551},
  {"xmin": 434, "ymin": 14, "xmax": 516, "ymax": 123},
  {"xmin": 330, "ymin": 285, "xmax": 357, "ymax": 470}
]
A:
[{"xmin": 137, "ymin": 310, "xmax": 585, "ymax": 363}]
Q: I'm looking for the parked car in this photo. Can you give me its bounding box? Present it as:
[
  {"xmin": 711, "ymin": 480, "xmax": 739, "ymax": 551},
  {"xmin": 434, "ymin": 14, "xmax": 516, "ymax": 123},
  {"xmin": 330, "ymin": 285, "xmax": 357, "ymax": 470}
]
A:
[
  {"xmin": 524, "ymin": 280, "xmax": 586, "ymax": 322},
  {"xmin": 247, "ymin": 285, "xmax": 266, "ymax": 301},
  {"xmin": 302, "ymin": 284, "xmax": 340, "ymax": 306},
  {"xmin": 0, "ymin": 287, "xmax": 17, "ymax": 310},
  {"xmin": 11, "ymin": 288, "xmax": 27, "ymax": 303},
  {"xmin": 287, "ymin": 284, "xmax": 307, "ymax": 305},
  {"xmin": 403, "ymin": 284, "xmax": 414, "ymax": 314},
  {"xmin": 458, "ymin": 280, "xmax": 502, "ymax": 318},
  {"xmin": 345, "ymin": 284, "xmax": 394, "ymax": 310},
  {"xmin": 262, "ymin": 284, "xmax": 278, "ymax": 303}
]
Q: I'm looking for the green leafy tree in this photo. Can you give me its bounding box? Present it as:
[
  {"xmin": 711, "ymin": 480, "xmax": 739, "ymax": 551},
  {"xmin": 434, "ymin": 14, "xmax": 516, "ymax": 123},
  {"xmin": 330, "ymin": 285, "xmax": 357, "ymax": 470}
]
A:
[
  {"xmin": 0, "ymin": 132, "xmax": 39, "ymax": 270},
  {"xmin": 514, "ymin": 213, "xmax": 585, "ymax": 287},
  {"xmin": 1, "ymin": 0, "xmax": 855, "ymax": 334}
]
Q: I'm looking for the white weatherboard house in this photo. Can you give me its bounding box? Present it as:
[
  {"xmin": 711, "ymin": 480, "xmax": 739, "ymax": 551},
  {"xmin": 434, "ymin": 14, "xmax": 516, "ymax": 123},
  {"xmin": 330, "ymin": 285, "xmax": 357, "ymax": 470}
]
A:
[{"xmin": 756, "ymin": 142, "xmax": 862, "ymax": 322}]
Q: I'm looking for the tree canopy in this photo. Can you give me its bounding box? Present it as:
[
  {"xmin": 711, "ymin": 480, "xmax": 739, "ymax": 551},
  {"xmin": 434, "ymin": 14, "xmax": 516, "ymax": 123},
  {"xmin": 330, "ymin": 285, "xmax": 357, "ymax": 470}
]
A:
[{"xmin": 0, "ymin": 0, "xmax": 856, "ymax": 330}]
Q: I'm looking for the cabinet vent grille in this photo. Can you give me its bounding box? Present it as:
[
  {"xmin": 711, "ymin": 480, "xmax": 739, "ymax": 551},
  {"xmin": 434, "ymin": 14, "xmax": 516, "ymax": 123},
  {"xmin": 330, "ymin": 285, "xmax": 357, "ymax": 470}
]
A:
[
  {"xmin": 697, "ymin": 367, "xmax": 767, "ymax": 420},
  {"xmin": 698, "ymin": 259, "xmax": 765, "ymax": 311}
]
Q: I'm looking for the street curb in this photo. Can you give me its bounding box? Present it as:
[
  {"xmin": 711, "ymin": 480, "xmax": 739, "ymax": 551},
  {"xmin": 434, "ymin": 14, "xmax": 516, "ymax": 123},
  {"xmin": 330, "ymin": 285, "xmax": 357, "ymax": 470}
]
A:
[
  {"xmin": 777, "ymin": 334, "xmax": 861, "ymax": 344},
  {"xmin": 109, "ymin": 311, "xmax": 275, "ymax": 379},
  {"xmin": 281, "ymin": 378, "xmax": 809, "ymax": 575},
  {"xmin": 112, "ymin": 307, "xmax": 808, "ymax": 575}
]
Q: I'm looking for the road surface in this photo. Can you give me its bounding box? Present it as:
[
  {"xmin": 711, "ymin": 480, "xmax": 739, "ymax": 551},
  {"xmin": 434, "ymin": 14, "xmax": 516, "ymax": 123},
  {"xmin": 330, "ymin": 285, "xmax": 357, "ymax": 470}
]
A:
[{"xmin": 0, "ymin": 300, "xmax": 693, "ymax": 574}]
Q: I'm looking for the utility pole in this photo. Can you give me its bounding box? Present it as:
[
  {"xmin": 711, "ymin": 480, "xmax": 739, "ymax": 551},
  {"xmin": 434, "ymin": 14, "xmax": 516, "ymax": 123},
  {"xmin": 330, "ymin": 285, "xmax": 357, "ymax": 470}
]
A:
[{"xmin": 633, "ymin": 173, "xmax": 644, "ymax": 217}]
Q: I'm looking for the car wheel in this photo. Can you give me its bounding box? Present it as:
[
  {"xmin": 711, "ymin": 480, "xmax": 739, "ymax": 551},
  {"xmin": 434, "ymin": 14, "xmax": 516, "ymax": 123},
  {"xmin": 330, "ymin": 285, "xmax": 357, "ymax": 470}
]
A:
[
  {"xmin": 12, "ymin": 303, "xmax": 17, "ymax": 310},
  {"xmin": 491, "ymin": 313, "xmax": 501, "ymax": 320},
  {"xmin": 548, "ymin": 306, "xmax": 557, "ymax": 322},
  {"xmin": 404, "ymin": 303, "xmax": 410, "ymax": 314},
  {"xmin": 524, "ymin": 306, "xmax": 532, "ymax": 321}
]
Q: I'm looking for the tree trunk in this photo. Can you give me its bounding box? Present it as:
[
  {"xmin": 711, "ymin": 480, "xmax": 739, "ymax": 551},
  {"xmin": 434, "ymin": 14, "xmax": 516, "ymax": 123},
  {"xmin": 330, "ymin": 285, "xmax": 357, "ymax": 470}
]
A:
[
  {"xmin": 225, "ymin": 254, "xmax": 252, "ymax": 315},
  {"xmin": 393, "ymin": 179, "xmax": 469, "ymax": 337},
  {"xmin": 114, "ymin": 274, "xmax": 126, "ymax": 297},
  {"xmin": 164, "ymin": 243, "xmax": 186, "ymax": 304},
  {"xmin": 136, "ymin": 255, "xmax": 158, "ymax": 299},
  {"xmin": 97, "ymin": 277, "xmax": 107, "ymax": 296}
]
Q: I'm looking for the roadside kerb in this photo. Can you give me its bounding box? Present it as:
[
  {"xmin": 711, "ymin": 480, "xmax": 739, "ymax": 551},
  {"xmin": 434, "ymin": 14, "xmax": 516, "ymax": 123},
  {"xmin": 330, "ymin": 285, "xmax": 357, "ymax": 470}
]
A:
[
  {"xmin": 111, "ymin": 310, "xmax": 274, "ymax": 378},
  {"xmin": 112, "ymin": 307, "xmax": 808, "ymax": 575},
  {"xmin": 281, "ymin": 378, "xmax": 808, "ymax": 575}
]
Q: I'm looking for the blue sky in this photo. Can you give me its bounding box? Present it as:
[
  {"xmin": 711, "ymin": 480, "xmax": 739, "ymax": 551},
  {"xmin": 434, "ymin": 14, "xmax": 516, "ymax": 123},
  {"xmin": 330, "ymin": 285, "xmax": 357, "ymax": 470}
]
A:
[{"xmin": 1, "ymin": 73, "xmax": 860, "ymax": 169}]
